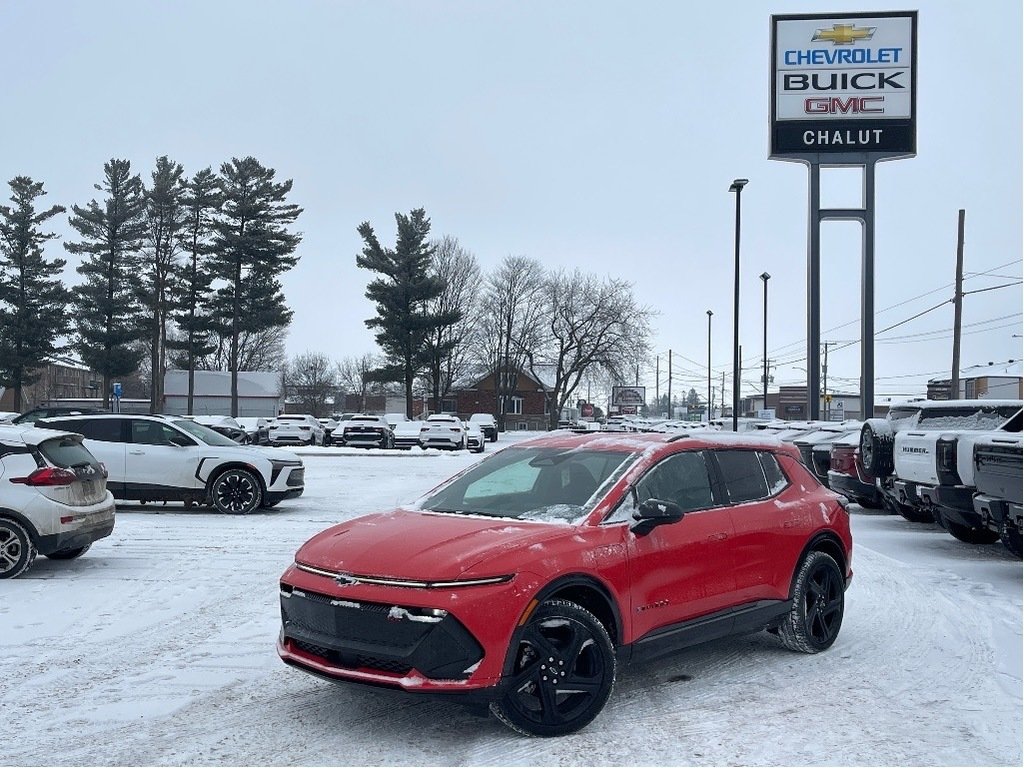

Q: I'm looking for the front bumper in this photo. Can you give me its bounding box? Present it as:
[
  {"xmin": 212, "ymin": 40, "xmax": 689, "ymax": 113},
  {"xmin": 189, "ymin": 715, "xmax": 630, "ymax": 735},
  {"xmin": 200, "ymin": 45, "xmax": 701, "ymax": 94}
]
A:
[
  {"xmin": 277, "ymin": 563, "xmax": 533, "ymax": 694},
  {"xmin": 974, "ymin": 494, "xmax": 1024, "ymax": 531}
]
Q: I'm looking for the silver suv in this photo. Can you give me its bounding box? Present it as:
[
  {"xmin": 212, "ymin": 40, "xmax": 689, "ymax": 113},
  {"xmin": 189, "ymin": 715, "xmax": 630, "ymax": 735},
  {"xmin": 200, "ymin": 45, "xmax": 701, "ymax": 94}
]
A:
[{"xmin": 41, "ymin": 414, "xmax": 304, "ymax": 515}]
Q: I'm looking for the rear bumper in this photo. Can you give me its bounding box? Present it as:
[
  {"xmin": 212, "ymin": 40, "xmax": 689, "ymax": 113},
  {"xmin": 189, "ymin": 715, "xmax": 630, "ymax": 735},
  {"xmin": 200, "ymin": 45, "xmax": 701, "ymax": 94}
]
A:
[
  {"xmin": 974, "ymin": 494, "xmax": 1024, "ymax": 531},
  {"xmin": 892, "ymin": 480, "xmax": 924, "ymax": 507},
  {"xmin": 35, "ymin": 497, "xmax": 116, "ymax": 556},
  {"xmin": 827, "ymin": 471, "xmax": 880, "ymax": 505}
]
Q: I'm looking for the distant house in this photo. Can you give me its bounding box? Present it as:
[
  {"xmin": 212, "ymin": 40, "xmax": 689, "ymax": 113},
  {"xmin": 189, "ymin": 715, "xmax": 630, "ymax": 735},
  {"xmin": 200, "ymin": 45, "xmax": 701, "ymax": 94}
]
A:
[
  {"xmin": 163, "ymin": 370, "xmax": 283, "ymax": 417},
  {"xmin": 0, "ymin": 358, "xmax": 101, "ymax": 412},
  {"xmin": 421, "ymin": 367, "xmax": 554, "ymax": 430},
  {"xmin": 927, "ymin": 361, "xmax": 1023, "ymax": 401}
]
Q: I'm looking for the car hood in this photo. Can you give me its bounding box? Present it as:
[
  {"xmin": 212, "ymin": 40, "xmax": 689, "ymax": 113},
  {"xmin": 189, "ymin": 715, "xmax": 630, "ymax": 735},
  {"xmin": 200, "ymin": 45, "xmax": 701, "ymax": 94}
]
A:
[
  {"xmin": 295, "ymin": 509, "xmax": 569, "ymax": 580},
  {"xmin": 225, "ymin": 444, "xmax": 302, "ymax": 462}
]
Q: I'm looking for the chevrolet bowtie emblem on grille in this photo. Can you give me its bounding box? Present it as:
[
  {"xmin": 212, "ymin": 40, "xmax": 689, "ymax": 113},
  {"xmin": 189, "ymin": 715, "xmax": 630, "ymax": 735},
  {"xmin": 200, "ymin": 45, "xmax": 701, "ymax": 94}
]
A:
[
  {"xmin": 335, "ymin": 573, "xmax": 358, "ymax": 586},
  {"xmin": 812, "ymin": 23, "xmax": 876, "ymax": 45}
]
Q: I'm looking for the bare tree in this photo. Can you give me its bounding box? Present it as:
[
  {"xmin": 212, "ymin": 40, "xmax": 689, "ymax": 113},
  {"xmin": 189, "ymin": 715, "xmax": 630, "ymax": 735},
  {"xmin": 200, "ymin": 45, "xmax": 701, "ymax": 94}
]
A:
[
  {"xmin": 194, "ymin": 326, "xmax": 288, "ymax": 373},
  {"xmin": 336, "ymin": 353, "xmax": 384, "ymax": 413},
  {"xmin": 286, "ymin": 351, "xmax": 337, "ymax": 417},
  {"xmin": 478, "ymin": 256, "xmax": 548, "ymax": 431},
  {"xmin": 524, "ymin": 269, "xmax": 653, "ymax": 430},
  {"xmin": 423, "ymin": 236, "xmax": 482, "ymax": 404}
]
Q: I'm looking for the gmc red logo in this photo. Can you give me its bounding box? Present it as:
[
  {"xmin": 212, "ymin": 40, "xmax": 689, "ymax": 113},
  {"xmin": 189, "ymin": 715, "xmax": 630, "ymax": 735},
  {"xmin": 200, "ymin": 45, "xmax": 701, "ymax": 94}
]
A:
[{"xmin": 804, "ymin": 97, "xmax": 884, "ymax": 114}]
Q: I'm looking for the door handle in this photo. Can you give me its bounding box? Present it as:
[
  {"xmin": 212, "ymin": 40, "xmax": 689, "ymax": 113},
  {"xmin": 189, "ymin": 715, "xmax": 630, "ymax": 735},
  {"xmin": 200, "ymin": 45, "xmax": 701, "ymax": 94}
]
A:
[
  {"xmin": 707, "ymin": 532, "xmax": 728, "ymax": 542},
  {"xmin": 129, "ymin": 450, "xmax": 145, "ymax": 455}
]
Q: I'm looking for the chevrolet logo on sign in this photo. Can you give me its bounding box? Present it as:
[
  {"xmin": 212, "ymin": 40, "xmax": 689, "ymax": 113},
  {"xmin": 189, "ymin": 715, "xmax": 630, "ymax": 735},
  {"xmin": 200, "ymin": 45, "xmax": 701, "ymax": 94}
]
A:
[{"xmin": 812, "ymin": 24, "xmax": 876, "ymax": 45}]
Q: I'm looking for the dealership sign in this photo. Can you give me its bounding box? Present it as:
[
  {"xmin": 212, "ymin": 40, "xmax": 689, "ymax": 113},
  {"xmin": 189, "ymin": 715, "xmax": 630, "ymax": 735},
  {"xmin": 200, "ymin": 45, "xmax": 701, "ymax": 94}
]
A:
[
  {"xmin": 611, "ymin": 386, "xmax": 646, "ymax": 407},
  {"xmin": 770, "ymin": 11, "xmax": 917, "ymax": 158}
]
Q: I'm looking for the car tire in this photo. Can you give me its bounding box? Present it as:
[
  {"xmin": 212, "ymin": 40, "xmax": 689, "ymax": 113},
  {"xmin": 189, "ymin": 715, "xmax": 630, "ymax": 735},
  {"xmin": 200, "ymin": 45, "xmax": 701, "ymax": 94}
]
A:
[
  {"xmin": 859, "ymin": 420, "xmax": 895, "ymax": 478},
  {"xmin": 211, "ymin": 468, "xmax": 263, "ymax": 515},
  {"xmin": 944, "ymin": 519, "xmax": 1000, "ymax": 545},
  {"xmin": 0, "ymin": 517, "xmax": 37, "ymax": 579},
  {"xmin": 779, "ymin": 551, "xmax": 844, "ymax": 654},
  {"xmin": 489, "ymin": 599, "xmax": 615, "ymax": 737},
  {"xmin": 45, "ymin": 543, "xmax": 92, "ymax": 560},
  {"xmin": 895, "ymin": 501, "xmax": 933, "ymax": 524},
  {"xmin": 1000, "ymin": 521, "xmax": 1023, "ymax": 559}
]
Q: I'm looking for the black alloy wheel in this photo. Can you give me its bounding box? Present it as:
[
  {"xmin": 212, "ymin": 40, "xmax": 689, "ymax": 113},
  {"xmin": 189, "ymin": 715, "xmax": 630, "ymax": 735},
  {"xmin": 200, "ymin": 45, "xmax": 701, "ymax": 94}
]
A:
[
  {"xmin": 45, "ymin": 543, "xmax": 92, "ymax": 560},
  {"xmin": 780, "ymin": 551, "xmax": 845, "ymax": 653},
  {"xmin": 490, "ymin": 600, "xmax": 615, "ymax": 737},
  {"xmin": 0, "ymin": 518, "xmax": 36, "ymax": 579},
  {"xmin": 211, "ymin": 468, "xmax": 263, "ymax": 515}
]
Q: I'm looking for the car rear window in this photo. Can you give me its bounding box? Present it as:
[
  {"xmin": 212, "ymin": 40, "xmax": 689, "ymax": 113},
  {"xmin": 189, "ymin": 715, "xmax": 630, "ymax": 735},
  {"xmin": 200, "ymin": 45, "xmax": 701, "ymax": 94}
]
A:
[
  {"xmin": 44, "ymin": 417, "xmax": 124, "ymax": 442},
  {"xmin": 714, "ymin": 450, "xmax": 770, "ymax": 504},
  {"xmin": 758, "ymin": 451, "xmax": 788, "ymax": 495},
  {"xmin": 37, "ymin": 435, "xmax": 99, "ymax": 469}
]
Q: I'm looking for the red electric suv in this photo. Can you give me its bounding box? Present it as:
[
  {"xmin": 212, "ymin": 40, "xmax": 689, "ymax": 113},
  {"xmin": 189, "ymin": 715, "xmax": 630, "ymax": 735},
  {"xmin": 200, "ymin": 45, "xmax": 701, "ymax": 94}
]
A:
[{"xmin": 278, "ymin": 430, "xmax": 852, "ymax": 736}]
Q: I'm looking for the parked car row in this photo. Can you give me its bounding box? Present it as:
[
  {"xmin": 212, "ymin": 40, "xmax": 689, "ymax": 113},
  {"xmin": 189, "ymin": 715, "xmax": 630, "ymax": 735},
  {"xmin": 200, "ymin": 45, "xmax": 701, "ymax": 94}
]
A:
[{"xmin": 857, "ymin": 399, "xmax": 1023, "ymax": 557}]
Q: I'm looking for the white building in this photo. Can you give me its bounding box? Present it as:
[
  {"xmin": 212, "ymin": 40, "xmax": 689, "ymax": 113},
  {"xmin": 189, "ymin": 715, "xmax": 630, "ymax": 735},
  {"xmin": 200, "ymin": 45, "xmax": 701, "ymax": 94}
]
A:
[{"xmin": 163, "ymin": 370, "xmax": 283, "ymax": 417}]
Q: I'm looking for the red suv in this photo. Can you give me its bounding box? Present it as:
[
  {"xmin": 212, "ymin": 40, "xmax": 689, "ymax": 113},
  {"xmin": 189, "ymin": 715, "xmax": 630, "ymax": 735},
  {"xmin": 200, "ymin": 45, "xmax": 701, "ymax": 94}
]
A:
[{"xmin": 278, "ymin": 431, "xmax": 852, "ymax": 736}]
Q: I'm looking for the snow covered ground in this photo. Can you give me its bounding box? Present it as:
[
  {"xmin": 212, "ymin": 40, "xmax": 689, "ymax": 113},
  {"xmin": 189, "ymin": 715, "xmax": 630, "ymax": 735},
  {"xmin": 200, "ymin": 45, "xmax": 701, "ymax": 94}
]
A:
[{"xmin": 2, "ymin": 433, "xmax": 1021, "ymax": 766}]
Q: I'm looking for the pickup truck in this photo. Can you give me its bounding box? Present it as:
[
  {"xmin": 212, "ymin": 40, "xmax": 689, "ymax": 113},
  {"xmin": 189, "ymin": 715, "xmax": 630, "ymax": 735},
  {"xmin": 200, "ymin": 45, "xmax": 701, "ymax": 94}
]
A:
[
  {"xmin": 858, "ymin": 401, "xmax": 929, "ymax": 521},
  {"xmin": 889, "ymin": 401, "xmax": 1022, "ymax": 543},
  {"xmin": 972, "ymin": 433, "xmax": 1023, "ymax": 557}
]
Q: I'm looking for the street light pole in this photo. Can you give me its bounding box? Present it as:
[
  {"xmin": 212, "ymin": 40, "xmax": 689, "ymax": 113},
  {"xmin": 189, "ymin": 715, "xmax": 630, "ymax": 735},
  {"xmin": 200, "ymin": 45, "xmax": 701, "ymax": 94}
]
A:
[
  {"xmin": 706, "ymin": 310, "xmax": 713, "ymax": 422},
  {"xmin": 760, "ymin": 271, "xmax": 770, "ymax": 413},
  {"xmin": 729, "ymin": 178, "xmax": 748, "ymax": 432}
]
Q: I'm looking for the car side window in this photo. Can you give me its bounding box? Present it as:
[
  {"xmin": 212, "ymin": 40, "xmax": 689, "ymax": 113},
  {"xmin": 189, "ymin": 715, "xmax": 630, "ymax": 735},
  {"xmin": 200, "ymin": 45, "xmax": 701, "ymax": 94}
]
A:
[
  {"xmin": 635, "ymin": 451, "xmax": 714, "ymax": 513},
  {"xmin": 714, "ymin": 450, "xmax": 770, "ymax": 504},
  {"xmin": 130, "ymin": 420, "xmax": 178, "ymax": 446},
  {"xmin": 47, "ymin": 418, "xmax": 124, "ymax": 443},
  {"xmin": 758, "ymin": 451, "xmax": 788, "ymax": 495}
]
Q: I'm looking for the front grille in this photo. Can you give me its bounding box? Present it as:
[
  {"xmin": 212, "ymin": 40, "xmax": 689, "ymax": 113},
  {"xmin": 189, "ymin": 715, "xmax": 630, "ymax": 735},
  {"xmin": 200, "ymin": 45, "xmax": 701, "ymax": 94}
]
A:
[
  {"xmin": 286, "ymin": 468, "xmax": 305, "ymax": 487},
  {"xmin": 282, "ymin": 588, "xmax": 483, "ymax": 680}
]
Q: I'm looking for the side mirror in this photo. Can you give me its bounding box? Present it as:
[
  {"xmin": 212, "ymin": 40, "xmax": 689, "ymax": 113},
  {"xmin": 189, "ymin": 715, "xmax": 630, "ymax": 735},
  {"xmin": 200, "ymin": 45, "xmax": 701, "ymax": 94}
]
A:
[{"xmin": 630, "ymin": 497, "xmax": 685, "ymax": 535}]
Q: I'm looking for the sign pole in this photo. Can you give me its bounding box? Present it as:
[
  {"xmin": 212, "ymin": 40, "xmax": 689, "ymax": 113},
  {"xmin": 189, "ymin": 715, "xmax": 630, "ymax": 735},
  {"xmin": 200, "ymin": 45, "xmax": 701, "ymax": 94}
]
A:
[{"xmin": 808, "ymin": 163, "xmax": 822, "ymax": 420}]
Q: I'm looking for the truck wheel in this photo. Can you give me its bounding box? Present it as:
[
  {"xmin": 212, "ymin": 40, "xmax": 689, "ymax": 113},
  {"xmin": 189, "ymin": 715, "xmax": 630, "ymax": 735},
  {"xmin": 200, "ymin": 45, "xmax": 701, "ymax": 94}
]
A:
[
  {"xmin": 1001, "ymin": 522, "xmax": 1023, "ymax": 558},
  {"xmin": 945, "ymin": 519, "xmax": 1000, "ymax": 545},
  {"xmin": 859, "ymin": 420, "xmax": 894, "ymax": 478},
  {"xmin": 896, "ymin": 501, "xmax": 933, "ymax": 524}
]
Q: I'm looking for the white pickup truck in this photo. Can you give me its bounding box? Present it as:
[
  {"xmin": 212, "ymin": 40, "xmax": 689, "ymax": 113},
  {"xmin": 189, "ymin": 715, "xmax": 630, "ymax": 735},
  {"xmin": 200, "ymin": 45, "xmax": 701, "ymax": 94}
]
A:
[
  {"xmin": 891, "ymin": 400, "xmax": 1022, "ymax": 543},
  {"xmin": 972, "ymin": 433, "xmax": 1023, "ymax": 557}
]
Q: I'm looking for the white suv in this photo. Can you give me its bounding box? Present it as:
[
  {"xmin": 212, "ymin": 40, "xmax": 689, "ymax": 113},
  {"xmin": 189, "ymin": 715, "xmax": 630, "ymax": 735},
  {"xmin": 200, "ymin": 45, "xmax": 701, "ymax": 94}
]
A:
[
  {"xmin": 269, "ymin": 414, "xmax": 325, "ymax": 446},
  {"xmin": 0, "ymin": 424, "xmax": 116, "ymax": 578},
  {"xmin": 419, "ymin": 414, "xmax": 467, "ymax": 450},
  {"xmin": 41, "ymin": 414, "xmax": 305, "ymax": 515}
]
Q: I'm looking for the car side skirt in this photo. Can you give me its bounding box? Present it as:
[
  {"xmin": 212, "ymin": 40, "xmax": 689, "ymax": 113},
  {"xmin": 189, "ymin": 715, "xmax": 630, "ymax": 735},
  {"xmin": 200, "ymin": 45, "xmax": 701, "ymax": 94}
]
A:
[{"xmin": 621, "ymin": 599, "xmax": 792, "ymax": 666}]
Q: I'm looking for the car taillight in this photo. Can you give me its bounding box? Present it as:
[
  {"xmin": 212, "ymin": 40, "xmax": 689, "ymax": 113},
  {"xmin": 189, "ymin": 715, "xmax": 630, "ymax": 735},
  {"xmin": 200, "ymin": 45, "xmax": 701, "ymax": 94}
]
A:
[{"xmin": 10, "ymin": 467, "xmax": 78, "ymax": 486}]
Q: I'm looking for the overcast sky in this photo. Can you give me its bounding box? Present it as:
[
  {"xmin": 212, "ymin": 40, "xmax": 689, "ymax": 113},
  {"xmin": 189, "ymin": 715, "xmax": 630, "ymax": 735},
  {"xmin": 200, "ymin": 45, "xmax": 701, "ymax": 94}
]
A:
[{"xmin": 2, "ymin": 0, "xmax": 1020, "ymax": 405}]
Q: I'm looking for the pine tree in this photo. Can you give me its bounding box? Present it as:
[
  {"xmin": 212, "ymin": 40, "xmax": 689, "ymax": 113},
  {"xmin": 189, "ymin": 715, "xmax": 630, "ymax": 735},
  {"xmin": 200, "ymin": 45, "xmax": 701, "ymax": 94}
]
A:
[
  {"xmin": 141, "ymin": 156, "xmax": 186, "ymax": 412},
  {"xmin": 209, "ymin": 157, "xmax": 301, "ymax": 416},
  {"xmin": 167, "ymin": 167, "xmax": 220, "ymax": 414},
  {"xmin": 0, "ymin": 177, "xmax": 69, "ymax": 411},
  {"xmin": 65, "ymin": 159, "xmax": 148, "ymax": 408},
  {"xmin": 356, "ymin": 209, "xmax": 456, "ymax": 418}
]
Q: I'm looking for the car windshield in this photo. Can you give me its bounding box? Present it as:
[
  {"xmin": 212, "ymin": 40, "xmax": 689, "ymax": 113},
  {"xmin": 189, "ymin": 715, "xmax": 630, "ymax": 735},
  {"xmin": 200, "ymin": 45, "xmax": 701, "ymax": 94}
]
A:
[
  {"xmin": 916, "ymin": 405, "xmax": 1021, "ymax": 431},
  {"xmin": 417, "ymin": 446, "xmax": 636, "ymax": 523},
  {"xmin": 171, "ymin": 419, "xmax": 239, "ymax": 447}
]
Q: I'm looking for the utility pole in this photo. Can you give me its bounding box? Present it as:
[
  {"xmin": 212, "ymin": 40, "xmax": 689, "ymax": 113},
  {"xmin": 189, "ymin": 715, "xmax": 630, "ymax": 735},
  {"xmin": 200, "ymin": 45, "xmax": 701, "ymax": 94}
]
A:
[
  {"xmin": 950, "ymin": 209, "xmax": 966, "ymax": 399},
  {"xmin": 655, "ymin": 356, "xmax": 660, "ymax": 414},
  {"xmin": 667, "ymin": 349, "xmax": 673, "ymax": 420},
  {"xmin": 822, "ymin": 342, "xmax": 831, "ymax": 420},
  {"xmin": 721, "ymin": 372, "xmax": 726, "ymax": 425}
]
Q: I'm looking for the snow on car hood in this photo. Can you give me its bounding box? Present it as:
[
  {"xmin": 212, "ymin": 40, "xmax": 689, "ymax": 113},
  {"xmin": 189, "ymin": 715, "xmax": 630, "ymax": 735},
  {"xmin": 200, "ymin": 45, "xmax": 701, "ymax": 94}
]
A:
[{"xmin": 295, "ymin": 509, "xmax": 568, "ymax": 581}]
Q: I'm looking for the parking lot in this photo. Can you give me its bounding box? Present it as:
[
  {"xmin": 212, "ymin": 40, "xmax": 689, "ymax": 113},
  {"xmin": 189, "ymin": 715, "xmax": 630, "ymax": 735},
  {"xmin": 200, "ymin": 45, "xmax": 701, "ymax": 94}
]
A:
[{"xmin": 2, "ymin": 444, "xmax": 1021, "ymax": 766}]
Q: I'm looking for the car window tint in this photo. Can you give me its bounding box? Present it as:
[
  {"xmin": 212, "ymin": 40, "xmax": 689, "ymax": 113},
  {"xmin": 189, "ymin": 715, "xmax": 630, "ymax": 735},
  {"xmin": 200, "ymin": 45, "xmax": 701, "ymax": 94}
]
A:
[
  {"xmin": 38, "ymin": 436, "xmax": 99, "ymax": 469},
  {"xmin": 463, "ymin": 456, "xmax": 541, "ymax": 501},
  {"xmin": 758, "ymin": 451, "xmax": 788, "ymax": 495},
  {"xmin": 47, "ymin": 418, "xmax": 123, "ymax": 442},
  {"xmin": 635, "ymin": 452, "xmax": 713, "ymax": 513},
  {"xmin": 131, "ymin": 420, "xmax": 178, "ymax": 446},
  {"xmin": 715, "ymin": 450, "xmax": 770, "ymax": 504}
]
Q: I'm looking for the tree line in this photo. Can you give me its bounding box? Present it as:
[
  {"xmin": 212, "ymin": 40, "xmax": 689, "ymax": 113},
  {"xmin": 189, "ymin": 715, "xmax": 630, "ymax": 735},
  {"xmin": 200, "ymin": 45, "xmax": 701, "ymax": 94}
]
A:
[
  {"xmin": 0, "ymin": 157, "xmax": 301, "ymax": 414},
  {"xmin": 287, "ymin": 208, "xmax": 652, "ymax": 431}
]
